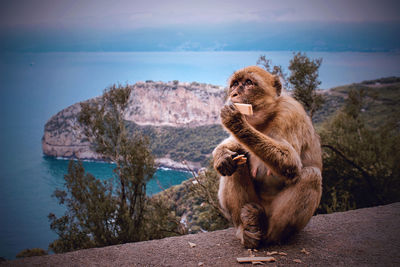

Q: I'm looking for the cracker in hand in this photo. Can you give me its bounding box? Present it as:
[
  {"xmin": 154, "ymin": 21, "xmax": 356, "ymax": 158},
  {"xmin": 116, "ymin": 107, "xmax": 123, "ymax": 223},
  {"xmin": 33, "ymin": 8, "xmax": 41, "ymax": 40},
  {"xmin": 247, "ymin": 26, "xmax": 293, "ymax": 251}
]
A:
[
  {"xmin": 233, "ymin": 154, "xmax": 247, "ymax": 165},
  {"xmin": 234, "ymin": 103, "xmax": 253, "ymax": 116}
]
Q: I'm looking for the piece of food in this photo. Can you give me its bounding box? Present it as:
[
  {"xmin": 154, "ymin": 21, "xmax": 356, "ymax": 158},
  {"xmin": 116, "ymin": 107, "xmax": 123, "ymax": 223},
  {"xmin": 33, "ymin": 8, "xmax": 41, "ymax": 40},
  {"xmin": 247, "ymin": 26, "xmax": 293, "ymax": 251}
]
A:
[
  {"xmin": 234, "ymin": 103, "xmax": 253, "ymax": 115},
  {"xmin": 301, "ymin": 248, "xmax": 310, "ymax": 255},
  {"xmin": 233, "ymin": 154, "xmax": 247, "ymax": 165},
  {"xmin": 188, "ymin": 242, "xmax": 196, "ymax": 248},
  {"xmin": 236, "ymin": 257, "xmax": 276, "ymax": 263}
]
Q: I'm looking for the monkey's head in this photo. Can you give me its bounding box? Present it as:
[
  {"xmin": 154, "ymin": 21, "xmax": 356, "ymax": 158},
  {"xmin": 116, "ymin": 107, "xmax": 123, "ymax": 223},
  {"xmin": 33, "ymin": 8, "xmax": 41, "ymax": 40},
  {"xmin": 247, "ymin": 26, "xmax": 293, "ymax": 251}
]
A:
[{"xmin": 228, "ymin": 66, "xmax": 282, "ymax": 112}]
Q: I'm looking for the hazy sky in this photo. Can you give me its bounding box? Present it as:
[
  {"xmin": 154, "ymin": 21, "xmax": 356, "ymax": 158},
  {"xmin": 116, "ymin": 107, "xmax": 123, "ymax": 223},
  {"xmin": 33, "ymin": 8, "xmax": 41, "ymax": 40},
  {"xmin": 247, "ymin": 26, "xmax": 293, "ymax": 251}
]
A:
[{"xmin": 1, "ymin": 0, "xmax": 399, "ymax": 52}]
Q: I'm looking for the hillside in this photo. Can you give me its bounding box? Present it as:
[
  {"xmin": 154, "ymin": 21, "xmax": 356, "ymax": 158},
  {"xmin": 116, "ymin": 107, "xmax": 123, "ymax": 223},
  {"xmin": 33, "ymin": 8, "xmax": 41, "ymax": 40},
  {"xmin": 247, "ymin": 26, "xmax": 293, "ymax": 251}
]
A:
[
  {"xmin": 4, "ymin": 203, "xmax": 399, "ymax": 266},
  {"xmin": 125, "ymin": 81, "xmax": 225, "ymax": 126},
  {"xmin": 313, "ymin": 77, "xmax": 400, "ymax": 126},
  {"xmin": 42, "ymin": 81, "xmax": 227, "ymax": 167},
  {"xmin": 42, "ymin": 78, "xmax": 400, "ymax": 168}
]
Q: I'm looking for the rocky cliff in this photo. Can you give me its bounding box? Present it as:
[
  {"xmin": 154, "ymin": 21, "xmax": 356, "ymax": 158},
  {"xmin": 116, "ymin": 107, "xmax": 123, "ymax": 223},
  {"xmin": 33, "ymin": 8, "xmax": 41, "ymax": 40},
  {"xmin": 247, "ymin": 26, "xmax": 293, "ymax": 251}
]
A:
[
  {"xmin": 42, "ymin": 81, "xmax": 227, "ymax": 164},
  {"xmin": 42, "ymin": 101, "xmax": 104, "ymax": 160},
  {"xmin": 125, "ymin": 81, "xmax": 225, "ymax": 126}
]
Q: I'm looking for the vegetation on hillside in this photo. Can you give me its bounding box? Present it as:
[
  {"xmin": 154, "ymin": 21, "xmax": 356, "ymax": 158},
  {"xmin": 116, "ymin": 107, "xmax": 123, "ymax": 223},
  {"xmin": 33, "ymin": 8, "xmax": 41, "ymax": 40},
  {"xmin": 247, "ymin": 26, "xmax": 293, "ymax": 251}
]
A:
[
  {"xmin": 327, "ymin": 82, "xmax": 400, "ymax": 128},
  {"xmin": 16, "ymin": 248, "xmax": 48, "ymax": 258},
  {"xmin": 318, "ymin": 88, "xmax": 400, "ymax": 213},
  {"xmin": 361, "ymin": 76, "xmax": 400, "ymax": 85},
  {"xmin": 153, "ymin": 166, "xmax": 230, "ymax": 234},
  {"xmin": 127, "ymin": 123, "xmax": 228, "ymax": 166}
]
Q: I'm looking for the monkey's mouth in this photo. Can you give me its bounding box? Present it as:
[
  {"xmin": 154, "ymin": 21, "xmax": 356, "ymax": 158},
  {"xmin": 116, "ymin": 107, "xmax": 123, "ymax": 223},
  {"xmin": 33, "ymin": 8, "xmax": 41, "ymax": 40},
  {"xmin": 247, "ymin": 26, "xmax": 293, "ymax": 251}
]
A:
[
  {"xmin": 230, "ymin": 93, "xmax": 240, "ymax": 103},
  {"xmin": 230, "ymin": 96, "xmax": 250, "ymax": 105}
]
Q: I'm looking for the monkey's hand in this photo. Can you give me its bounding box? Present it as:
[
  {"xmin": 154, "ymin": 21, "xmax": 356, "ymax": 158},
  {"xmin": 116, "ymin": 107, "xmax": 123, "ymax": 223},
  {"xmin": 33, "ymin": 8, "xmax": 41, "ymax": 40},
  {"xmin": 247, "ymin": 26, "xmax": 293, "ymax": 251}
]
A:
[
  {"xmin": 214, "ymin": 150, "xmax": 240, "ymax": 176},
  {"xmin": 220, "ymin": 103, "xmax": 246, "ymax": 133}
]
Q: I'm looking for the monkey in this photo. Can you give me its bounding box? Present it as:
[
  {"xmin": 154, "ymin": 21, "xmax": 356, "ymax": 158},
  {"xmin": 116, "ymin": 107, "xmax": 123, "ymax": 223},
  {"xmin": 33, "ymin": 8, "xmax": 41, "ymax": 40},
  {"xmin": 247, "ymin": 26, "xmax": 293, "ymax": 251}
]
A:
[{"xmin": 213, "ymin": 66, "xmax": 322, "ymax": 248}]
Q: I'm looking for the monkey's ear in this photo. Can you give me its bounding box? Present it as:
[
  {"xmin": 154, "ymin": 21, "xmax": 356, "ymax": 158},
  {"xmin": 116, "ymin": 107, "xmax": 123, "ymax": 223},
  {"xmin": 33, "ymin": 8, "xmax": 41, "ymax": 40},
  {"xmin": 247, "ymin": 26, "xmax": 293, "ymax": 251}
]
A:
[{"xmin": 274, "ymin": 75, "xmax": 282, "ymax": 96}]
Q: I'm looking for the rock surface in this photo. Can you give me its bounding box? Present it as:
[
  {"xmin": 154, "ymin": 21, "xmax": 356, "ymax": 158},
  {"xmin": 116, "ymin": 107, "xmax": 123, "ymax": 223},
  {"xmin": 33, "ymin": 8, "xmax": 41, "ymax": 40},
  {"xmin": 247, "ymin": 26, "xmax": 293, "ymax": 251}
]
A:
[
  {"xmin": 42, "ymin": 81, "xmax": 226, "ymax": 164},
  {"xmin": 42, "ymin": 101, "xmax": 105, "ymax": 161},
  {"xmin": 4, "ymin": 203, "xmax": 399, "ymax": 266},
  {"xmin": 125, "ymin": 81, "xmax": 225, "ymax": 126}
]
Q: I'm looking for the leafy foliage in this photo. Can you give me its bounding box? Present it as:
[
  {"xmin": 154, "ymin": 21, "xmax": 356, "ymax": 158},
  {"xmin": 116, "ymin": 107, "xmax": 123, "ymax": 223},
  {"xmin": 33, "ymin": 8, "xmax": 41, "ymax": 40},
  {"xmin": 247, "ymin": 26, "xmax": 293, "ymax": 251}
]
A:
[
  {"xmin": 257, "ymin": 53, "xmax": 324, "ymax": 119},
  {"xmin": 155, "ymin": 165, "xmax": 230, "ymax": 233},
  {"xmin": 16, "ymin": 248, "xmax": 48, "ymax": 258},
  {"xmin": 126, "ymin": 123, "xmax": 228, "ymax": 166},
  {"xmin": 48, "ymin": 84, "xmax": 174, "ymax": 253},
  {"xmin": 141, "ymin": 194, "xmax": 187, "ymax": 239},
  {"xmin": 318, "ymin": 88, "xmax": 400, "ymax": 213},
  {"xmin": 48, "ymin": 161, "xmax": 117, "ymax": 253},
  {"xmin": 256, "ymin": 55, "xmax": 288, "ymax": 89},
  {"xmin": 288, "ymin": 52, "xmax": 324, "ymax": 119},
  {"xmin": 188, "ymin": 164, "xmax": 230, "ymax": 231}
]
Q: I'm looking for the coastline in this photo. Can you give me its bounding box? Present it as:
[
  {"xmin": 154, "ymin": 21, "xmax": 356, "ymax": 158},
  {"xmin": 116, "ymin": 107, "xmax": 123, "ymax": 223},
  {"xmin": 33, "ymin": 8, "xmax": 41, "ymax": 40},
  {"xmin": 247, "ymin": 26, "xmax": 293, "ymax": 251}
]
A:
[
  {"xmin": 155, "ymin": 157, "xmax": 201, "ymax": 172},
  {"xmin": 43, "ymin": 154, "xmax": 202, "ymax": 172}
]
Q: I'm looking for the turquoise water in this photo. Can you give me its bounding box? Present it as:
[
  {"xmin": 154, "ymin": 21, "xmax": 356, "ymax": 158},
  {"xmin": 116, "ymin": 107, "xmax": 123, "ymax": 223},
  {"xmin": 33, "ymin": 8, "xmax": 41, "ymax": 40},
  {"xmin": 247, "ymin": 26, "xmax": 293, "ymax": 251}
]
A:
[
  {"xmin": 41, "ymin": 157, "xmax": 192, "ymax": 196},
  {"xmin": 1, "ymin": 51, "xmax": 400, "ymax": 260}
]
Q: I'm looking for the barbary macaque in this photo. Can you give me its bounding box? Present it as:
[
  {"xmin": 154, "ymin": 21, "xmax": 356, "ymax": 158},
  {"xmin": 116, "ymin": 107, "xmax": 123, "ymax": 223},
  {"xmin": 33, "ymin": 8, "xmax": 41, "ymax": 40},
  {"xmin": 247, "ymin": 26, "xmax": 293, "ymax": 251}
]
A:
[{"xmin": 213, "ymin": 66, "xmax": 322, "ymax": 248}]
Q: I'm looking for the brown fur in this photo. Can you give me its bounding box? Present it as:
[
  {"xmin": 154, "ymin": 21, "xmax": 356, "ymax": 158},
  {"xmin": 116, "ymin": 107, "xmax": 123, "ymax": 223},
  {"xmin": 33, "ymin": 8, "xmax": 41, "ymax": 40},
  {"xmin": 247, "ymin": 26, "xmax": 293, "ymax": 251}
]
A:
[{"xmin": 213, "ymin": 66, "xmax": 322, "ymax": 248}]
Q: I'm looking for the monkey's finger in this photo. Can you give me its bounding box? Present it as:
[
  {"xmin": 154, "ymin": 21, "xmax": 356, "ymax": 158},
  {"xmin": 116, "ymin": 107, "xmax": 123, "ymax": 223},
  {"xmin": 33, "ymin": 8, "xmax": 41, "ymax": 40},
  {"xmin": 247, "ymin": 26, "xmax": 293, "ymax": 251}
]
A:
[
  {"xmin": 223, "ymin": 101, "xmax": 237, "ymax": 112},
  {"xmin": 228, "ymin": 102, "xmax": 239, "ymax": 112},
  {"xmin": 230, "ymin": 151, "xmax": 239, "ymax": 158}
]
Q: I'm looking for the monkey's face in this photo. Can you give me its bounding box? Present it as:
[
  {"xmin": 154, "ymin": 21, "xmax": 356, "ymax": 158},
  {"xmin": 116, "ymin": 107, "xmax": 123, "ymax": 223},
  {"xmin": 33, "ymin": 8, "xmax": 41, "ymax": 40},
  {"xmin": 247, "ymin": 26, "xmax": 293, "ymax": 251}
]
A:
[
  {"xmin": 228, "ymin": 66, "xmax": 281, "ymax": 111},
  {"xmin": 229, "ymin": 76, "xmax": 257, "ymax": 104}
]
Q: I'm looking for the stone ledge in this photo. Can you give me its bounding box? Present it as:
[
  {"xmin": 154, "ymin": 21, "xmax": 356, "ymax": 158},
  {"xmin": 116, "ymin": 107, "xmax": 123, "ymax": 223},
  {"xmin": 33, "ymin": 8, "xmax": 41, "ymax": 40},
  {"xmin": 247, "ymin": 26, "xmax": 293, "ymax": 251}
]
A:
[{"xmin": 3, "ymin": 203, "xmax": 399, "ymax": 266}]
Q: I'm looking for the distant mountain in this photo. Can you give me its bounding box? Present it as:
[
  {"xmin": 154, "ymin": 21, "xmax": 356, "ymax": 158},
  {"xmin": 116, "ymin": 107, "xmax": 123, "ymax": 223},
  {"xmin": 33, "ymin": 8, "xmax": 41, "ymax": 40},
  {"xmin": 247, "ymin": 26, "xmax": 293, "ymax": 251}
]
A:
[{"xmin": 42, "ymin": 78, "xmax": 400, "ymax": 169}]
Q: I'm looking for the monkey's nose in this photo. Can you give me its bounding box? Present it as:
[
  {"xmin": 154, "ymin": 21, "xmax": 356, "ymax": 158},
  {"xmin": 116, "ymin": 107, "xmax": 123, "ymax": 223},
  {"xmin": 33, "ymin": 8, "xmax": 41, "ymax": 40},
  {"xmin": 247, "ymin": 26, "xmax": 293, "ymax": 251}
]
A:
[{"xmin": 232, "ymin": 93, "xmax": 238, "ymax": 97}]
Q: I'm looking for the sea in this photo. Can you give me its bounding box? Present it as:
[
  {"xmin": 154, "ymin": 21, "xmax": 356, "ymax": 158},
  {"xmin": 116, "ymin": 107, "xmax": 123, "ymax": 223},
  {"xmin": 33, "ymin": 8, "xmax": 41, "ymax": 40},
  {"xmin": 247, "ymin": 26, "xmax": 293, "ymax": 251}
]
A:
[{"xmin": 1, "ymin": 51, "xmax": 400, "ymax": 260}]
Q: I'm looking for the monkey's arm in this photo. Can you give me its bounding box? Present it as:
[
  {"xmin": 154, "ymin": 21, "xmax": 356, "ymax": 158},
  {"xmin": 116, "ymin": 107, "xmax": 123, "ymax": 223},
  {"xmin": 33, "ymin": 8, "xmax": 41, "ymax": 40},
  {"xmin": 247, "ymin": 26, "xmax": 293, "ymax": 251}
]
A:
[
  {"xmin": 213, "ymin": 137, "xmax": 247, "ymax": 176},
  {"xmin": 221, "ymin": 104, "xmax": 302, "ymax": 179}
]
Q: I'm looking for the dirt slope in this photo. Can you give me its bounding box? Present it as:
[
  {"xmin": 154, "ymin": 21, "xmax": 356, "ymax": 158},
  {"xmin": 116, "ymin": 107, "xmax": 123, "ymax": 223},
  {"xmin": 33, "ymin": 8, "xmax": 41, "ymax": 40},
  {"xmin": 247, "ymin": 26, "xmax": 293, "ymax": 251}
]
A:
[{"xmin": 3, "ymin": 203, "xmax": 399, "ymax": 266}]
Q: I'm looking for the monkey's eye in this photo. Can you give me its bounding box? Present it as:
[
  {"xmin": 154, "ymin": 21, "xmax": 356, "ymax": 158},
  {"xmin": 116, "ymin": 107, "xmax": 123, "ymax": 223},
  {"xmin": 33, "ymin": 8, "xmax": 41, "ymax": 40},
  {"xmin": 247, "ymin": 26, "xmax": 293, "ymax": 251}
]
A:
[
  {"xmin": 232, "ymin": 81, "xmax": 239, "ymax": 87},
  {"xmin": 245, "ymin": 79, "xmax": 253, "ymax": 86}
]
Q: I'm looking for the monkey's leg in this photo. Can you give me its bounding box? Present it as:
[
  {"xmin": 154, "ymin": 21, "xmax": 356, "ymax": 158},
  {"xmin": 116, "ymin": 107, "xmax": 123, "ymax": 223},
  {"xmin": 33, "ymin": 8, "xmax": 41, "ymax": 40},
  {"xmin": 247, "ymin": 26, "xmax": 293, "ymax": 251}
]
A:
[
  {"xmin": 240, "ymin": 202, "xmax": 268, "ymax": 248},
  {"xmin": 265, "ymin": 166, "xmax": 322, "ymax": 243},
  {"xmin": 218, "ymin": 166, "xmax": 266, "ymax": 248}
]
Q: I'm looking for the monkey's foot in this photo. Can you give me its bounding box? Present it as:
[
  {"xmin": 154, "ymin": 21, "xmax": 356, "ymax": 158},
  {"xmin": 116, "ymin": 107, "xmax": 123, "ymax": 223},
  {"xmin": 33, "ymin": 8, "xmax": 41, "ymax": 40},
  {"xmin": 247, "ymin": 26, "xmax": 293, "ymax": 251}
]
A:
[{"xmin": 240, "ymin": 203, "xmax": 268, "ymax": 249}]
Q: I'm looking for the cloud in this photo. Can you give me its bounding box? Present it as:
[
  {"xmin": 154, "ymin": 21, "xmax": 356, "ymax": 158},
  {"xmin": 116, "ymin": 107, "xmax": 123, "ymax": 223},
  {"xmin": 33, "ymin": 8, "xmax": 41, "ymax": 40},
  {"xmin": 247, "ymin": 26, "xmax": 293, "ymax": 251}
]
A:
[
  {"xmin": 1, "ymin": 0, "xmax": 400, "ymax": 30},
  {"xmin": 1, "ymin": 0, "xmax": 399, "ymax": 52}
]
